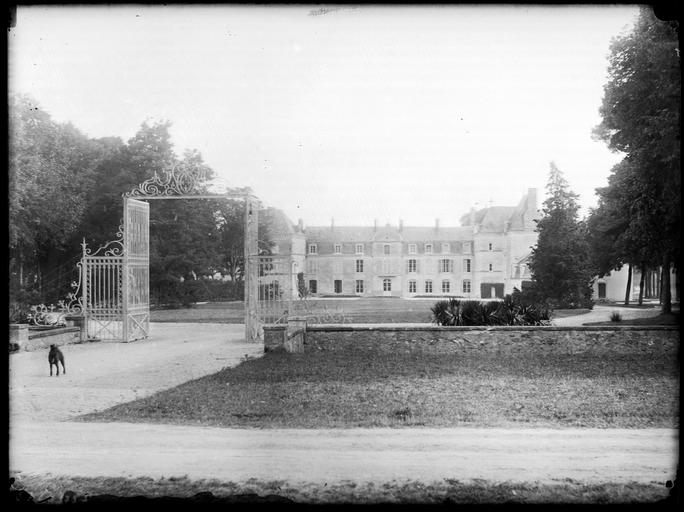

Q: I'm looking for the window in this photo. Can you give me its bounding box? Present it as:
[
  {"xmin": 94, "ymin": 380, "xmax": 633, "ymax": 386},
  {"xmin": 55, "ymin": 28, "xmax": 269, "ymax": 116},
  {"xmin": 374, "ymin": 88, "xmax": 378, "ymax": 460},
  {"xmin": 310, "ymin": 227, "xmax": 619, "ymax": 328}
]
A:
[
  {"xmin": 408, "ymin": 244, "xmax": 417, "ymax": 254},
  {"xmin": 308, "ymin": 244, "xmax": 317, "ymax": 254},
  {"xmin": 425, "ymin": 280, "xmax": 433, "ymax": 293},
  {"xmin": 442, "ymin": 280, "xmax": 450, "ymax": 293},
  {"xmin": 334, "ymin": 244, "xmax": 341, "ymax": 254},
  {"xmin": 355, "ymin": 244, "xmax": 364, "ymax": 254},
  {"xmin": 408, "ymin": 280, "xmax": 417, "ymax": 293},
  {"xmin": 489, "ymin": 263, "xmax": 493, "ymax": 271},
  {"xmin": 356, "ymin": 259, "xmax": 364, "ymax": 273},
  {"xmin": 439, "ymin": 259, "xmax": 452, "ymax": 273},
  {"xmin": 488, "ymin": 242, "xmax": 493, "ymax": 251},
  {"xmin": 355, "ymin": 280, "xmax": 364, "ymax": 293},
  {"xmin": 334, "ymin": 280, "xmax": 342, "ymax": 294},
  {"xmin": 383, "ymin": 244, "xmax": 391, "ymax": 255},
  {"xmin": 408, "ymin": 259, "xmax": 417, "ymax": 273},
  {"xmin": 309, "ymin": 280, "xmax": 317, "ymax": 294},
  {"xmin": 383, "ymin": 278, "xmax": 392, "ymax": 292},
  {"xmin": 462, "ymin": 279, "xmax": 471, "ymax": 293},
  {"xmin": 442, "ymin": 243, "xmax": 450, "ymax": 253},
  {"xmin": 464, "ymin": 259, "xmax": 471, "ymax": 273},
  {"xmin": 425, "ymin": 244, "xmax": 433, "ymax": 254}
]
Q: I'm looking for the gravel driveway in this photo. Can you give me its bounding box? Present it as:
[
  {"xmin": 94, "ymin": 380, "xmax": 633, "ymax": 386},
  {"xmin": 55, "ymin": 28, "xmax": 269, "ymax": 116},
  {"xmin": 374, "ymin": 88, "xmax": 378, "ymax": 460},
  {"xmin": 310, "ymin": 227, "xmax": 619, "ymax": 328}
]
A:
[{"xmin": 9, "ymin": 323, "xmax": 262, "ymax": 424}]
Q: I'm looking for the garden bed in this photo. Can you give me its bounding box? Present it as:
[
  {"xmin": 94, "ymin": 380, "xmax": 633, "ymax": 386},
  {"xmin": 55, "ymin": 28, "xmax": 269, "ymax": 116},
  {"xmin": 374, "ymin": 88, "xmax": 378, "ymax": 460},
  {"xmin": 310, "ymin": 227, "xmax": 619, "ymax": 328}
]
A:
[{"xmin": 79, "ymin": 329, "xmax": 679, "ymax": 429}]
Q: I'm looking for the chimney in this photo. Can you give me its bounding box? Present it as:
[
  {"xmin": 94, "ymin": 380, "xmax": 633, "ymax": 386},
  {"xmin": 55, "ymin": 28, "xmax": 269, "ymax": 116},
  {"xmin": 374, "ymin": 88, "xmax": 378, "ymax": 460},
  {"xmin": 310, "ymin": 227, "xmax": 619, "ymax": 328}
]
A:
[
  {"xmin": 435, "ymin": 218, "xmax": 440, "ymax": 231},
  {"xmin": 297, "ymin": 218, "xmax": 304, "ymax": 232},
  {"xmin": 374, "ymin": 219, "xmax": 378, "ymax": 232},
  {"xmin": 331, "ymin": 217, "xmax": 335, "ymax": 230},
  {"xmin": 469, "ymin": 207, "xmax": 476, "ymax": 226},
  {"xmin": 399, "ymin": 219, "xmax": 404, "ymax": 232}
]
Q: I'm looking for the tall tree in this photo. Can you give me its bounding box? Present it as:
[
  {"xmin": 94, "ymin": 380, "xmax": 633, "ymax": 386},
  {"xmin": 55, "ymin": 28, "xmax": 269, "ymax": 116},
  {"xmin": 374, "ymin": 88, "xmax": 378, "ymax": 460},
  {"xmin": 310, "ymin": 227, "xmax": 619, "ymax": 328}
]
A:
[
  {"xmin": 587, "ymin": 159, "xmax": 662, "ymax": 304},
  {"xmin": 529, "ymin": 162, "xmax": 594, "ymax": 309},
  {"xmin": 593, "ymin": 6, "xmax": 680, "ymax": 313},
  {"xmin": 9, "ymin": 94, "xmax": 107, "ymax": 302}
]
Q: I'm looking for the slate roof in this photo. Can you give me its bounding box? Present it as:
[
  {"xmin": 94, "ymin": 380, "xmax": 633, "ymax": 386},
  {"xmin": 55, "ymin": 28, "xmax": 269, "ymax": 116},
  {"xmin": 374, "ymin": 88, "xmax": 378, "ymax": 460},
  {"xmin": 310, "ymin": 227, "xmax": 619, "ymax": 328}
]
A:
[{"xmin": 303, "ymin": 225, "xmax": 473, "ymax": 243}]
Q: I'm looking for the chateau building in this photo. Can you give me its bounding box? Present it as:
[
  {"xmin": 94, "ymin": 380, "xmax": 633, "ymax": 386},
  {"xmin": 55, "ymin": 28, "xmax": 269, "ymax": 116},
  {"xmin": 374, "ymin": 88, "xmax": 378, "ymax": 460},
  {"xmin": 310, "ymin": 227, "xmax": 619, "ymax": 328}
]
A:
[{"xmin": 263, "ymin": 189, "xmax": 540, "ymax": 299}]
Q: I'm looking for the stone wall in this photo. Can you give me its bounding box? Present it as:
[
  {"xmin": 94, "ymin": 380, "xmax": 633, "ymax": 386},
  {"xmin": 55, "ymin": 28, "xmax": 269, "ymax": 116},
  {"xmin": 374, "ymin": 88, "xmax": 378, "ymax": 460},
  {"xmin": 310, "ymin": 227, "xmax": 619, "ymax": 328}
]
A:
[
  {"xmin": 304, "ymin": 325, "xmax": 679, "ymax": 355},
  {"xmin": 14, "ymin": 327, "xmax": 82, "ymax": 352}
]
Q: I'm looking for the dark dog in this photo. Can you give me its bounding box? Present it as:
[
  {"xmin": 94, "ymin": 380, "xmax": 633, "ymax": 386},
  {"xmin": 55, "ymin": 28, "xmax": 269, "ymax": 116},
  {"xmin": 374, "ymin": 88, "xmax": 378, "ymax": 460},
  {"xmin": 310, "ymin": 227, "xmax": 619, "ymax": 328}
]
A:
[{"xmin": 48, "ymin": 344, "xmax": 65, "ymax": 376}]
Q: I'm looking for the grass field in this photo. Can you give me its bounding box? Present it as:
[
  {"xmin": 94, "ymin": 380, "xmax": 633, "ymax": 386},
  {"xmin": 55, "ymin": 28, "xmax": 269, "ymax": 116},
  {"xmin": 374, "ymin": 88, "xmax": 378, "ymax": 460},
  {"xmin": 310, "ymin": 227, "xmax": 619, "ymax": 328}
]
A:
[
  {"xmin": 80, "ymin": 339, "xmax": 678, "ymax": 429},
  {"xmin": 150, "ymin": 298, "xmax": 595, "ymax": 324},
  {"xmin": 9, "ymin": 473, "xmax": 672, "ymax": 505}
]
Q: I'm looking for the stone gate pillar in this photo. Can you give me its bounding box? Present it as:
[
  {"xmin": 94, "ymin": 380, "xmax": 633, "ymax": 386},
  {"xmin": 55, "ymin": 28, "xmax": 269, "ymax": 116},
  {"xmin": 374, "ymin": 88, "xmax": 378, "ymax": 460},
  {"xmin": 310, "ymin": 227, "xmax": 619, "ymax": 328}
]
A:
[{"xmin": 244, "ymin": 195, "xmax": 260, "ymax": 341}]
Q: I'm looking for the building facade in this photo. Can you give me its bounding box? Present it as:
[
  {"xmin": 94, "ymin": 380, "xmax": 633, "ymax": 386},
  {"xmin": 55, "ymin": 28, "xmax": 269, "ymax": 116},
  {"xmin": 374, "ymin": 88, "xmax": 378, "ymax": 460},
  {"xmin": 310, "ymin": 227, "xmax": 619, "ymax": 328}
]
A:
[{"xmin": 268, "ymin": 189, "xmax": 539, "ymax": 299}]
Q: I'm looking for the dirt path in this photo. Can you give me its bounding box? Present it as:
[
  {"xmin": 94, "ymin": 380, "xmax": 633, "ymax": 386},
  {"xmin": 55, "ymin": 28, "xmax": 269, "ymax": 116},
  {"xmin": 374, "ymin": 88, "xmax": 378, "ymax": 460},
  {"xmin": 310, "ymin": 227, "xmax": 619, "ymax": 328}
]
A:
[
  {"xmin": 10, "ymin": 422, "xmax": 677, "ymax": 485},
  {"xmin": 9, "ymin": 322, "xmax": 678, "ymax": 487},
  {"xmin": 551, "ymin": 304, "xmax": 664, "ymax": 326}
]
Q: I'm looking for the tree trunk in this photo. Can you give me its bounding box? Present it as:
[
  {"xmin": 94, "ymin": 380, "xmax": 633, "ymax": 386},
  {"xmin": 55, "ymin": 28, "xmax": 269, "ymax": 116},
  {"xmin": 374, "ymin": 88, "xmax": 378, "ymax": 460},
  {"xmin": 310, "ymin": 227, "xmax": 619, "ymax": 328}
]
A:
[
  {"xmin": 624, "ymin": 263, "xmax": 632, "ymax": 305},
  {"xmin": 638, "ymin": 263, "xmax": 645, "ymax": 306},
  {"xmin": 661, "ymin": 255, "xmax": 671, "ymax": 314},
  {"xmin": 19, "ymin": 248, "xmax": 24, "ymax": 287}
]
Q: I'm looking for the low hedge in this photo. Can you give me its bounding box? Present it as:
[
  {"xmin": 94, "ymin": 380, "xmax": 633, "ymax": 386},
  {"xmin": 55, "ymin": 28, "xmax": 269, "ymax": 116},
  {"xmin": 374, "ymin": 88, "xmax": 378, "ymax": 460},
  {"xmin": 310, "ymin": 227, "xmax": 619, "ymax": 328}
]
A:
[{"xmin": 151, "ymin": 279, "xmax": 242, "ymax": 307}]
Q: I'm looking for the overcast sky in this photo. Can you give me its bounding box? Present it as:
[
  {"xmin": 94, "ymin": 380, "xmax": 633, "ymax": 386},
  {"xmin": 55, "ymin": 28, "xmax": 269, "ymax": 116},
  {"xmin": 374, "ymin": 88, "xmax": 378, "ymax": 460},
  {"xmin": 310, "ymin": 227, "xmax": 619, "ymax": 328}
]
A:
[{"xmin": 9, "ymin": 4, "xmax": 639, "ymax": 228}]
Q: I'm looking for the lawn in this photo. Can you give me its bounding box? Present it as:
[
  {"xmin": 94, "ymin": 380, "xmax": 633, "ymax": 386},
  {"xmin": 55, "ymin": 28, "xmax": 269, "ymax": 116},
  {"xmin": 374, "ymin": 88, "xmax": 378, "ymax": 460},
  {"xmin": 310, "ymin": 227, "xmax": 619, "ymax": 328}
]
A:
[
  {"xmin": 584, "ymin": 312, "xmax": 680, "ymax": 326},
  {"xmin": 80, "ymin": 340, "xmax": 678, "ymax": 429},
  {"xmin": 150, "ymin": 298, "xmax": 594, "ymax": 324},
  {"xmin": 9, "ymin": 473, "xmax": 672, "ymax": 505}
]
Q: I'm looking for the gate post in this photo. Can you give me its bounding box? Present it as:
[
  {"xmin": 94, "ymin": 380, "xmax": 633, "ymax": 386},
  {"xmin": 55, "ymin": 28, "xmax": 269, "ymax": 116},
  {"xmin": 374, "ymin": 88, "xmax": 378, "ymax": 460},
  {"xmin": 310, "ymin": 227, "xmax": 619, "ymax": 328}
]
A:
[{"xmin": 244, "ymin": 195, "xmax": 260, "ymax": 341}]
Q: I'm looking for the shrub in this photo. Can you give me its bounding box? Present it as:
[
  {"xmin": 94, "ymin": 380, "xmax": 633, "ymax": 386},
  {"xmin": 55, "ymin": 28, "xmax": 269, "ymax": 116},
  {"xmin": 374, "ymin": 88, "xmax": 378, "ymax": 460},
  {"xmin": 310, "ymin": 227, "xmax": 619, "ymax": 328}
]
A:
[
  {"xmin": 431, "ymin": 289, "xmax": 551, "ymax": 326},
  {"xmin": 610, "ymin": 311, "xmax": 623, "ymax": 322}
]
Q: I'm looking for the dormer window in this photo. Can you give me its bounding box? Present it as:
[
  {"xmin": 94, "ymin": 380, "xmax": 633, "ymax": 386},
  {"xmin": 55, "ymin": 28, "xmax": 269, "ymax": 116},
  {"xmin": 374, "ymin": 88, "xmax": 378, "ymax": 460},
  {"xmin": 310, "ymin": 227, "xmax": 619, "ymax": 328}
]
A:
[
  {"xmin": 442, "ymin": 243, "xmax": 450, "ymax": 253},
  {"xmin": 383, "ymin": 244, "xmax": 390, "ymax": 255},
  {"xmin": 334, "ymin": 243, "xmax": 342, "ymax": 254},
  {"xmin": 425, "ymin": 244, "xmax": 433, "ymax": 254},
  {"xmin": 355, "ymin": 244, "xmax": 364, "ymax": 254},
  {"xmin": 308, "ymin": 244, "xmax": 317, "ymax": 255}
]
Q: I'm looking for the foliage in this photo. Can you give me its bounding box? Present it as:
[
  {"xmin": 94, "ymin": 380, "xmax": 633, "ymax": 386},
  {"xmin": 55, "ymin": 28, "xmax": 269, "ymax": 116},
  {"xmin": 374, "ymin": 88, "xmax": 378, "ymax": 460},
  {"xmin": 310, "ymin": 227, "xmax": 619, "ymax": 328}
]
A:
[
  {"xmin": 296, "ymin": 272, "xmax": 310, "ymax": 299},
  {"xmin": 528, "ymin": 162, "xmax": 594, "ymax": 309},
  {"xmin": 431, "ymin": 289, "xmax": 551, "ymax": 326},
  {"xmin": 592, "ymin": 6, "xmax": 680, "ymax": 313},
  {"xmin": 610, "ymin": 312, "xmax": 623, "ymax": 322},
  {"xmin": 151, "ymin": 278, "xmax": 243, "ymax": 307},
  {"xmin": 9, "ymin": 98, "xmax": 258, "ymax": 310}
]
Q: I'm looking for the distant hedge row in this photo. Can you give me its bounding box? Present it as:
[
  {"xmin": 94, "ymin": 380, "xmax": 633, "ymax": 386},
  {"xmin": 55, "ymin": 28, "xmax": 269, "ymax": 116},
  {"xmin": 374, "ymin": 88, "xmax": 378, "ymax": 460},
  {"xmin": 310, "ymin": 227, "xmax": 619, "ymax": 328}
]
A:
[{"xmin": 151, "ymin": 279, "xmax": 243, "ymax": 307}]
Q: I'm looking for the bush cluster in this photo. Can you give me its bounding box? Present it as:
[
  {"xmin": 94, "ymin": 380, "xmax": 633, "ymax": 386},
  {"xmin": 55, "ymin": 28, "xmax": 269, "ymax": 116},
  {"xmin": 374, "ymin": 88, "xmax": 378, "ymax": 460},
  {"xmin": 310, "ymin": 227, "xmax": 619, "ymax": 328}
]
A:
[
  {"xmin": 151, "ymin": 279, "xmax": 243, "ymax": 307},
  {"xmin": 431, "ymin": 288, "xmax": 552, "ymax": 326}
]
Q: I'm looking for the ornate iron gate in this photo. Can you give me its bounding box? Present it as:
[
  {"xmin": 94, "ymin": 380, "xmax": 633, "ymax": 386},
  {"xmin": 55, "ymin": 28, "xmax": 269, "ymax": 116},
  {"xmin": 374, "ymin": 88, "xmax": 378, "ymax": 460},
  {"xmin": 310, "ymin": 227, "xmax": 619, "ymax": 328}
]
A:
[
  {"xmin": 254, "ymin": 255, "xmax": 296, "ymax": 332},
  {"xmin": 123, "ymin": 198, "xmax": 150, "ymax": 341},
  {"xmin": 82, "ymin": 229, "xmax": 125, "ymax": 341},
  {"xmin": 80, "ymin": 164, "xmax": 262, "ymax": 342}
]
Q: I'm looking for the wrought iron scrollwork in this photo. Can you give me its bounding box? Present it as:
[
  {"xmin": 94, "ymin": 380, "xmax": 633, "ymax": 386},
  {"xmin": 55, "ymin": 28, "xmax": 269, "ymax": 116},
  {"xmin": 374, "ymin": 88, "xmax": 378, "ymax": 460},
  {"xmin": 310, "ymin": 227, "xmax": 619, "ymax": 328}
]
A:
[
  {"xmin": 124, "ymin": 162, "xmax": 209, "ymax": 198},
  {"xmin": 83, "ymin": 223, "xmax": 124, "ymax": 257}
]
